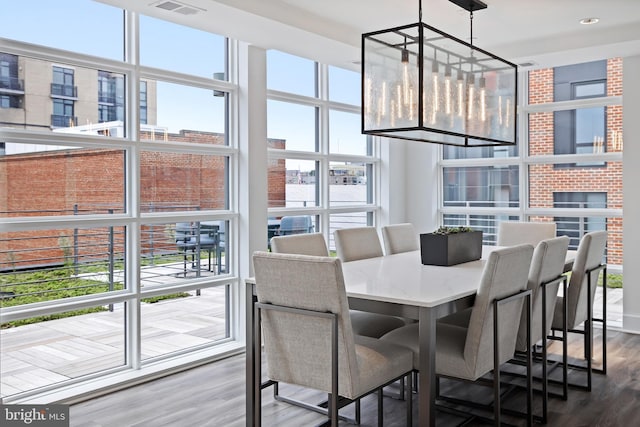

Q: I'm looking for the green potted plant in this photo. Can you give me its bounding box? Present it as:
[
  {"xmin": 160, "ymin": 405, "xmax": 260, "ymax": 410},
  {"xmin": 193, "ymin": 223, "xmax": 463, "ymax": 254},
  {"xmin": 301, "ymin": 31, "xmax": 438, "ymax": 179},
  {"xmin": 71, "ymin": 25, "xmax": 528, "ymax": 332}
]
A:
[{"xmin": 420, "ymin": 226, "xmax": 483, "ymax": 266}]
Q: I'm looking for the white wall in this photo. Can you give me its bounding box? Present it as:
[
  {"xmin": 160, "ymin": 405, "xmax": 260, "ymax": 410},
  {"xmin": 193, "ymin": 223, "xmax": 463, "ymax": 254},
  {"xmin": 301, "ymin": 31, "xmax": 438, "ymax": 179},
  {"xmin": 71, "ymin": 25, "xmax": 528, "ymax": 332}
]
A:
[
  {"xmin": 379, "ymin": 138, "xmax": 406, "ymax": 227},
  {"xmin": 622, "ymin": 55, "xmax": 640, "ymax": 333},
  {"xmin": 381, "ymin": 137, "xmax": 440, "ymax": 234},
  {"xmin": 238, "ymin": 43, "xmax": 268, "ymax": 279}
]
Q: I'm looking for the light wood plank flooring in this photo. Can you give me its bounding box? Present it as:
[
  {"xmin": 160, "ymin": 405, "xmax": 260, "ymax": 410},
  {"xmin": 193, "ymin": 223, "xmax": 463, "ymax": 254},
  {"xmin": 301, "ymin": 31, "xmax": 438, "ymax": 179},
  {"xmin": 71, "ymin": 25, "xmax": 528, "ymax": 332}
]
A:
[{"xmin": 69, "ymin": 328, "xmax": 640, "ymax": 426}]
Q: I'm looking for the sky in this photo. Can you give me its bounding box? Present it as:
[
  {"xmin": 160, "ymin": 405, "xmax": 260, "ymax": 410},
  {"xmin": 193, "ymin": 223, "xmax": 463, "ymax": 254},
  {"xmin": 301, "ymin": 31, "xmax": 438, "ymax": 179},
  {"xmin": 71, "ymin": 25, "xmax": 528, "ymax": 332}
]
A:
[{"xmin": 1, "ymin": 0, "xmax": 365, "ymax": 166}]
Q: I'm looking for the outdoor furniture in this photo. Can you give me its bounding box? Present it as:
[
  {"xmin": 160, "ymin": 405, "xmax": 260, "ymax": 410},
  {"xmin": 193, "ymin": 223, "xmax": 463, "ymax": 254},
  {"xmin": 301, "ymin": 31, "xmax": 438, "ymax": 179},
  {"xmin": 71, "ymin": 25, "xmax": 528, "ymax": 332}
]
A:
[
  {"xmin": 381, "ymin": 223, "xmax": 419, "ymax": 255},
  {"xmin": 277, "ymin": 215, "xmax": 313, "ymax": 235},
  {"xmin": 267, "ymin": 217, "xmax": 281, "ymax": 249},
  {"xmin": 251, "ymin": 251, "xmax": 414, "ymax": 426},
  {"xmin": 201, "ymin": 221, "xmax": 225, "ymax": 274},
  {"xmin": 175, "ymin": 221, "xmax": 225, "ymax": 276}
]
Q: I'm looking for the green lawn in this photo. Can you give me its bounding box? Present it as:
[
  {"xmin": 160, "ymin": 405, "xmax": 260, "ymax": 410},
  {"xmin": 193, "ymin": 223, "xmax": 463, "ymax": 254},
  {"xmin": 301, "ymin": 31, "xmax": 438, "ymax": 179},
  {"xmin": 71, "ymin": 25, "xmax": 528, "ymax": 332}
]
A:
[{"xmin": 0, "ymin": 256, "xmax": 193, "ymax": 328}]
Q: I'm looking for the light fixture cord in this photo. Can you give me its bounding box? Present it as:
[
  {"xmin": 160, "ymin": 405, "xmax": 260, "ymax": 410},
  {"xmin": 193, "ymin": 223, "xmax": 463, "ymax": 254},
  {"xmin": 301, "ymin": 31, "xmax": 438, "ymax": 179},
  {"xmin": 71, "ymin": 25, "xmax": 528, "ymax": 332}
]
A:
[
  {"xmin": 469, "ymin": 11, "xmax": 474, "ymax": 46},
  {"xmin": 419, "ymin": 0, "xmax": 422, "ymax": 22}
]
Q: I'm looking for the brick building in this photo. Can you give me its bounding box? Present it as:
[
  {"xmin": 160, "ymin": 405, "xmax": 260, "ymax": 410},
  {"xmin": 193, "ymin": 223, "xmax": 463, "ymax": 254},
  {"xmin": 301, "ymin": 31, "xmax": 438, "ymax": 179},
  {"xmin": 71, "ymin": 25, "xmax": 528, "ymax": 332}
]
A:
[{"xmin": 528, "ymin": 58, "xmax": 623, "ymax": 265}]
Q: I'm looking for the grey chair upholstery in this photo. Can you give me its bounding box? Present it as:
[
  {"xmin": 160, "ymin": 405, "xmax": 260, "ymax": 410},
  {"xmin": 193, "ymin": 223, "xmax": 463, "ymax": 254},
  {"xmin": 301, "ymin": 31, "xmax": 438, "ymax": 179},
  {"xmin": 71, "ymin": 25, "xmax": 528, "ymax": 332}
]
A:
[
  {"xmin": 334, "ymin": 227, "xmax": 384, "ymax": 262},
  {"xmin": 550, "ymin": 230, "xmax": 608, "ymax": 391},
  {"xmin": 252, "ymin": 251, "xmax": 413, "ymax": 426},
  {"xmin": 270, "ymin": 232, "xmax": 328, "ymax": 256},
  {"xmin": 517, "ymin": 236, "xmax": 570, "ymax": 351},
  {"xmin": 516, "ymin": 236, "xmax": 570, "ymax": 421},
  {"xmin": 271, "ymin": 232, "xmax": 406, "ymax": 340},
  {"xmin": 381, "ymin": 223, "xmax": 419, "ymax": 255},
  {"xmin": 381, "ymin": 245, "xmax": 535, "ymax": 425},
  {"xmin": 497, "ymin": 221, "xmax": 556, "ymax": 247},
  {"xmin": 333, "ymin": 227, "xmax": 407, "ymax": 338}
]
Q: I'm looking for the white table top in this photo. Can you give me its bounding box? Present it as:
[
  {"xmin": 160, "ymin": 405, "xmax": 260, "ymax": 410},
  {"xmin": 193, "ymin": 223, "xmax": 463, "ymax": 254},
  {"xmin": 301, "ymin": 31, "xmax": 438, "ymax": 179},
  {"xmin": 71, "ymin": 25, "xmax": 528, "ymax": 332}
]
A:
[
  {"xmin": 341, "ymin": 247, "xmax": 496, "ymax": 308},
  {"xmin": 247, "ymin": 245, "xmax": 576, "ymax": 308}
]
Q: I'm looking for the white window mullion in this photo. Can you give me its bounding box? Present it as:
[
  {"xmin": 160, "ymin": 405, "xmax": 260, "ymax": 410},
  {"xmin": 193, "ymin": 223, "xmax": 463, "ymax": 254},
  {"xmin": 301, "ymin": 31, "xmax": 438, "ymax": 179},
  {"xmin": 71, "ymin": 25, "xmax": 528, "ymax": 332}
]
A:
[{"xmin": 124, "ymin": 9, "xmax": 141, "ymax": 370}]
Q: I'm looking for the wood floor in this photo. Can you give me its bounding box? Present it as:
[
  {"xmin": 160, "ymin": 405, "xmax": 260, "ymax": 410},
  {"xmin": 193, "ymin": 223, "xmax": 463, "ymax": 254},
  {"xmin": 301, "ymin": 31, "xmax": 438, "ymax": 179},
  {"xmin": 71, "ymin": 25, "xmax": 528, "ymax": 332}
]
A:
[{"xmin": 68, "ymin": 328, "xmax": 640, "ymax": 426}]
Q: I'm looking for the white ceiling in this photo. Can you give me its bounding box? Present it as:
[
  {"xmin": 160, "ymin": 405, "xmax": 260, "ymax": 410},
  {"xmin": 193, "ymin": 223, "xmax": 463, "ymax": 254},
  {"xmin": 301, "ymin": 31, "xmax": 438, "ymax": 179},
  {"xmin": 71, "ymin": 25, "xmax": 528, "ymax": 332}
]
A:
[{"xmin": 101, "ymin": 0, "xmax": 640, "ymax": 71}]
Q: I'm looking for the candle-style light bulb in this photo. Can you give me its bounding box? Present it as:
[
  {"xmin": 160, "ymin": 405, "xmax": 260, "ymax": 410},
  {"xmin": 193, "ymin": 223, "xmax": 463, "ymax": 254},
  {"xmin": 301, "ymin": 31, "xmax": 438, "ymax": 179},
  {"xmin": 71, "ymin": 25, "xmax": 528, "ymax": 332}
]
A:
[
  {"xmin": 401, "ymin": 41, "xmax": 410, "ymax": 109},
  {"xmin": 431, "ymin": 60, "xmax": 439, "ymax": 124},
  {"xmin": 467, "ymin": 73, "xmax": 475, "ymax": 120},
  {"xmin": 479, "ymin": 76, "xmax": 486, "ymax": 122},
  {"xmin": 444, "ymin": 65, "xmax": 452, "ymax": 115},
  {"xmin": 457, "ymin": 71, "xmax": 465, "ymax": 117}
]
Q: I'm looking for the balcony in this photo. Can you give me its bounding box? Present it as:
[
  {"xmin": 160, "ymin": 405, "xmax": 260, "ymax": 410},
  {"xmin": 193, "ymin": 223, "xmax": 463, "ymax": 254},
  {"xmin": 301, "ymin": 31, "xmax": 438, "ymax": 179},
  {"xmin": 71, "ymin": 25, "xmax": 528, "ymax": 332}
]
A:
[
  {"xmin": 51, "ymin": 114, "xmax": 78, "ymax": 128},
  {"xmin": 0, "ymin": 76, "xmax": 24, "ymax": 94},
  {"xmin": 50, "ymin": 83, "xmax": 78, "ymax": 99}
]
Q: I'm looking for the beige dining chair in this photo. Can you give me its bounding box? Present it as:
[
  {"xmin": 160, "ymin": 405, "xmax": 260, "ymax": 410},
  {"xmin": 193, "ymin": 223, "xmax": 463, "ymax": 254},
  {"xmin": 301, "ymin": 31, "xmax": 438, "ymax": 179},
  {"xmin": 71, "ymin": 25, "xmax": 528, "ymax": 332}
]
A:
[
  {"xmin": 334, "ymin": 226, "xmax": 384, "ymax": 261},
  {"xmin": 252, "ymin": 251, "xmax": 414, "ymax": 426},
  {"xmin": 550, "ymin": 230, "xmax": 608, "ymax": 392},
  {"xmin": 436, "ymin": 237, "xmax": 569, "ymax": 422},
  {"xmin": 381, "ymin": 223, "xmax": 419, "ymax": 255},
  {"xmin": 334, "ymin": 227, "xmax": 407, "ymax": 338},
  {"xmin": 515, "ymin": 236, "xmax": 570, "ymax": 416},
  {"xmin": 270, "ymin": 232, "xmax": 328, "ymax": 256},
  {"xmin": 380, "ymin": 244, "xmax": 535, "ymax": 426},
  {"xmin": 497, "ymin": 221, "xmax": 556, "ymax": 247}
]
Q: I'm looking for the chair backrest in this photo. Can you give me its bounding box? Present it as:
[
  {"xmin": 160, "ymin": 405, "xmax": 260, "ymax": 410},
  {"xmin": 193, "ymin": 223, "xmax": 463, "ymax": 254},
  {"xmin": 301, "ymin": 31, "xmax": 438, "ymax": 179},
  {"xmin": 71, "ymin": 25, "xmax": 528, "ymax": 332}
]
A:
[
  {"xmin": 497, "ymin": 221, "xmax": 556, "ymax": 247},
  {"xmin": 175, "ymin": 222, "xmax": 194, "ymax": 239},
  {"xmin": 516, "ymin": 236, "xmax": 570, "ymax": 351},
  {"xmin": 381, "ymin": 223, "xmax": 419, "ymax": 255},
  {"xmin": 464, "ymin": 244, "xmax": 534, "ymax": 379},
  {"xmin": 566, "ymin": 230, "xmax": 608, "ymax": 328},
  {"xmin": 252, "ymin": 251, "xmax": 359, "ymax": 396},
  {"xmin": 334, "ymin": 227, "xmax": 384, "ymax": 262},
  {"xmin": 270, "ymin": 233, "xmax": 329, "ymax": 256},
  {"xmin": 279, "ymin": 215, "xmax": 314, "ymax": 235}
]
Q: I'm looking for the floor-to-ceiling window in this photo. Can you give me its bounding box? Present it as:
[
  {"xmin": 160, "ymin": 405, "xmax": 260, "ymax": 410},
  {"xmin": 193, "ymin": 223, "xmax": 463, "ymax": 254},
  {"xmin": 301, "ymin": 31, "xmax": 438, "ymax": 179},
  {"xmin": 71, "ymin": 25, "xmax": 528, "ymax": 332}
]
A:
[
  {"xmin": 440, "ymin": 58, "xmax": 624, "ymax": 326},
  {"xmin": 0, "ymin": 1, "xmax": 239, "ymax": 401},
  {"xmin": 266, "ymin": 51, "xmax": 377, "ymax": 251}
]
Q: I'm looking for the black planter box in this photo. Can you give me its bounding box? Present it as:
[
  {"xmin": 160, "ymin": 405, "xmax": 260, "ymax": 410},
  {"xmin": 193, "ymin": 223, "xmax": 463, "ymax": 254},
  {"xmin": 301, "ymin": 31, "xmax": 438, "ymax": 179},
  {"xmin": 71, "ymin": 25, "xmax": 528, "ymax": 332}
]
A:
[{"xmin": 420, "ymin": 230, "xmax": 483, "ymax": 266}]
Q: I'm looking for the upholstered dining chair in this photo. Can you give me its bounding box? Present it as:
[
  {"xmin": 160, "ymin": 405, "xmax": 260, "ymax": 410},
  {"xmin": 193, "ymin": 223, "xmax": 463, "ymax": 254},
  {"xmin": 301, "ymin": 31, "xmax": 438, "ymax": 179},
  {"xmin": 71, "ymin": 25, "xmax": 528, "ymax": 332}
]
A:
[
  {"xmin": 497, "ymin": 221, "xmax": 557, "ymax": 247},
  {"xmin": 549, "ymin": 230, "xmax": 608, "ymax": 392},
  {"xmin": 252, "ymin": 251, "xmax": 414, "ymax": 426},
  {"xmin": 499, "ymin": 236, "xmax": 569, "ymax": 421},
  {"xmin": 272, "ymin": 231, "xmax": 406, "ymax": 340},
  {"xmin": 514, "ymin": 236, "xmax": 570, "ymax": 418},
  {"xmin": 334, "ymin": 226, "xmax": 384, "ymax": 262},
  {"xmin": 381, "ymin": 223, "xmax": 419, "ymax": 255},
  {"xmin": 334, "ymin": 227, "xmax": 407, "ymax": 338},
  {"xmin": 432, "ymin": 237, "xmax": 569, "ymax": 422},
  {"xmin": 270, "ymin": 232, "xmax": 328, "ymax": 257},
  {"xmin": 381, "ymin": 244, "xmax": 535, "ymax": 426}
]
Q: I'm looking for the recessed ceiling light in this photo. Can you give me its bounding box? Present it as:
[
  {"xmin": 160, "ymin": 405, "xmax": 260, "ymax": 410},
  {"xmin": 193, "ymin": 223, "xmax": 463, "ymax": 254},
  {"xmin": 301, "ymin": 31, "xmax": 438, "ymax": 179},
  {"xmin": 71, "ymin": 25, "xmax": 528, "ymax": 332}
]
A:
[{"xmin": 580, "ymin": 17, "xmax": 599, "ymax": 25}]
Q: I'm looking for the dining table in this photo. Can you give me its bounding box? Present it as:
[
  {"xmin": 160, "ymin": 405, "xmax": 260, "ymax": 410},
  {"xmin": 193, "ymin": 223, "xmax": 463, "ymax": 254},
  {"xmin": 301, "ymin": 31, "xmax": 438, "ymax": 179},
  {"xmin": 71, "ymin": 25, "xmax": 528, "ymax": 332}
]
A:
[{"xmin": 245, "ymin": 245, "xmax": 576, "ymax": 427}]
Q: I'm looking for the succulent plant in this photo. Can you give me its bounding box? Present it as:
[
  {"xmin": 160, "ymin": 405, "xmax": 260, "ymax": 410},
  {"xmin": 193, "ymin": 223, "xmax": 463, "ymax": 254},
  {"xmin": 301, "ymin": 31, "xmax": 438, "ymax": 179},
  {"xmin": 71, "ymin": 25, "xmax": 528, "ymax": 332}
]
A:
[{"xmin": 432, "ymin": 226, "xmax": 473, "ymax": 235}]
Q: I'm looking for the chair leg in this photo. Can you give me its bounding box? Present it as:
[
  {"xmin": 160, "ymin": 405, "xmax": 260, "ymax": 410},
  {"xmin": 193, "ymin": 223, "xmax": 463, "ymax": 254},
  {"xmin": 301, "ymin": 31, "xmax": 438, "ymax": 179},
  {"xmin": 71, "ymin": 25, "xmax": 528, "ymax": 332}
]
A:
[
  {"xmin": 406, "ymin": 373, "xmax": 413, "ymax": 427},
  {"xmin": 377, "ymin": 388, "xmax": 383, "ymax": 427},
  {"xmin": 493, "ymin": 365, "xmax": 501, "ymax": 426}
]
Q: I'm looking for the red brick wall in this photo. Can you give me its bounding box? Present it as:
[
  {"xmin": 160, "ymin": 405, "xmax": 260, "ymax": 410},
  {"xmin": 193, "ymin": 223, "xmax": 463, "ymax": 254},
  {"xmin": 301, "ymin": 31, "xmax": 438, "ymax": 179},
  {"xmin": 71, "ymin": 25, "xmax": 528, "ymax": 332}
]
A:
[
  {"xmin": 0, "ymin": 133, "xmax": 287, "ymax": 267},
  {"xmin": 528, "ymin": 58, "xmax": 623, "ymax": 265}
]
